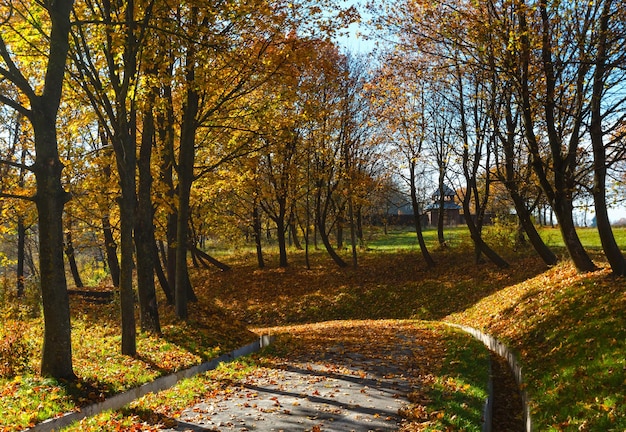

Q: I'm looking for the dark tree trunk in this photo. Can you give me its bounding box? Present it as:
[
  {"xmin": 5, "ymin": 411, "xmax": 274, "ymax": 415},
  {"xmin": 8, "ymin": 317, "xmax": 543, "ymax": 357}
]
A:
[
  {"xmin": 16, "ymin": 126, "xmax": 27, "ymax": 297},
  {"xmin": 497, "ymin": 88, "xmax": 557, "ymax": 267},
  {"xmin": 16, "ymin": 217, "xmax": 26, "ymax": 297},
  {"xmin": 115, "ymin": 139, "xmax": 137, "ymax": 355},
  {"xmin": 32, "ymin": 114, "xmax": 74, "ymax": 379},
  {"xmin": 275, "ymin": 209, "xmax": 289, "ymax": 267},
  {"xmin": 317, "ymin": 219, "xmax": 348, "ymax": 268},
  {"xmin": 347, "ymin": 196, "xmax": 358, "ymax": 268},
  {"xmin": 289, "ymin": 216, "xmax": 303, "ymax": 250},
  {"xmin": 510, "ymin": 192, "xmax": 557, "ymax": 265},
  {"xmin": 590, "ymin": 0, "xmax": 625, "ymax": 276},
  {"xmin": 154, "ymin": 241, "xmax": 173, "ymax": 304},
  {"xmin": 554, "ymin": 195, "xmax": 596, "ymax": 271},
  {"xmin": 252, "ymin": 206, "xmax": 265, "ymax": 269},
  {"xmin": 455, "ymin": 63, "xmax": 508, "ymax": 269},
  {"xmin": 175, "ymin": 19, "xmax": 199, "ymax": 319},
  {"xmin": 135, "ymin": 97, "xmax": 161, "ymax": 334},
  {"xmin": 410, "ymin": 162, "xmax": 435, "ymax": 267},
  {"xmin": 437, "ymin": 169, "xmax": 446, "ymax": 246},
  {"xmin": 27, "ymin": 0, "xmax": 75, "ymax": 379},
  {"xmin": 336, "ymin": 212, "xmax": 344, "ymax": 250},
  {"xmin": 156, "ymin": 75, "xmax": 178, "ymax": 294},
  {"xmin": 315, "ymin": 188, "xmax": 348, "ymax": 268},
  {"xmin": 64, "ymin": 229, "xmax": 84, "ymax": 288},
  {"xmin": 355, "ymin": 206, "xmax": 364, "ymax": 248},
  {"xmin": 102, "ymin": 215, "xmax": 120, "ymax": 287},
  {"xmin": 192, "ymin": 246, "xmax": 231, "ymax": 271}
]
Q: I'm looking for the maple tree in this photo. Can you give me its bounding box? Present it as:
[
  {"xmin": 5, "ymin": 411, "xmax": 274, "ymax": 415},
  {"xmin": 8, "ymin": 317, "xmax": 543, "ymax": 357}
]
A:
[
  {"xmin": 588, "ymin": 0, "xmax": 626, "ymax": 275},
  {"xmin": 0, "ymin": 0, "xmax": 76, "ymax": 379},
  {"xmin": 69, "ymin": 0, "xmax": 158, "ymax": 353},
  {"xmin": 368, "ymin": 60, "xmax": 435, "ymax": 267}
]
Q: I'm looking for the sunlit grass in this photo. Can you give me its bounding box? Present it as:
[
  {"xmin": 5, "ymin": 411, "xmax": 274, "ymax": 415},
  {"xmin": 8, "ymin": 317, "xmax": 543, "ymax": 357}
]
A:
[
  {"xmin": 447, "ymin": 260, "xmax": 626, "ymax": 430},
  {"xmin": 0, "ymin": 288, "xmax": 257, "ymax": 430}
]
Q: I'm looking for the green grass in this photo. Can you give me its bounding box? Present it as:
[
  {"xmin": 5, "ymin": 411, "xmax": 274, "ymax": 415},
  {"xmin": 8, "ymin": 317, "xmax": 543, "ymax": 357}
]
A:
[
  {"xmin": 419, "ymin": 328, "xmax": 490, "ymax": 431},
  {"xmin": 366, "ymin": 225, "xmax": 471, "ymax": 251},
  {"xmin": 539, "ymin": 226, "xmax": 626, "ymax": 250}
]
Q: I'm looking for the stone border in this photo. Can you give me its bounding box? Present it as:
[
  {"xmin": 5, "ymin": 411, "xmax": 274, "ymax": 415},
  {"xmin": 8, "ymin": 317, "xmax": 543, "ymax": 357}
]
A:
[
  {"xmin": 27, "ymin": 335, "xmax": 274, "ymax": 432},
  {"xmin": 446, "ymin": 323, "xmax": 532, "ymax": 432}
]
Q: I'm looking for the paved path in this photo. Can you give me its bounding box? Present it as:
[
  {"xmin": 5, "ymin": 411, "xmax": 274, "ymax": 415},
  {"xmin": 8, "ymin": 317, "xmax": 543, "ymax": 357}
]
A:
[{"xmin": 164, "ymin": 321, "xmax": 436, "ymax": 432}]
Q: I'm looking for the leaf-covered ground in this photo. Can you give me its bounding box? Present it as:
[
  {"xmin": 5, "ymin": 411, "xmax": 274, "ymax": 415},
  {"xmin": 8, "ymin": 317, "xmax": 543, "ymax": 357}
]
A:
[{"xmin": 1, "ymin": 227, "xmax": 624, "ymax": 430}]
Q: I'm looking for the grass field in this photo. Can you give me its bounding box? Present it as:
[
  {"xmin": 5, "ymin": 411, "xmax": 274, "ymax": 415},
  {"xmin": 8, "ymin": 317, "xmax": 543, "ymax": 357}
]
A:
[{"xmin": 0, "ymin": 224, "xmax": 624, "ymax": 430}]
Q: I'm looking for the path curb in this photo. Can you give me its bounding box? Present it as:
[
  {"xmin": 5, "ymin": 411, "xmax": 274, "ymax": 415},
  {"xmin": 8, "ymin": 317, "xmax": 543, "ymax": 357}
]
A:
[
  {"xmin": 446, "ymin": 323, "xmax": 532, "ymax": 432},
  {"xmin": 27, "ymin": 335, "xmax": 274, "ymax": 432}
]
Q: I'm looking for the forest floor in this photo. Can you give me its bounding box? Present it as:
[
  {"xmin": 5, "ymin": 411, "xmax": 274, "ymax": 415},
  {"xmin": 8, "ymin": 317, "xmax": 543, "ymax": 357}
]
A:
[{"xmin": 1, "ymin": 227, "xmax": 625, "ymax": 431}]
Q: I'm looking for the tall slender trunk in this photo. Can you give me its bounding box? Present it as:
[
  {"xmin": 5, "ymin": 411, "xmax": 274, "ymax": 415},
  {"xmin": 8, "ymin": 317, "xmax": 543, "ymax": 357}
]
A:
[
  {"xmin": 102, "ymin": 215, "xmax": 120, "ymax": 287},
  {"xmin": 64, "ymin": 229, "xmax": 84, "ymax": 288},
  {"xmin": 115, "ymin": 133, "xmax": 137, "ymax": 355},
  {"xmin": 315, "ymin": 184, "xmax": 348, "ymax": 268},
  {"xmin": 410, "ymin": 162, "xmax": 435, "ymax": 267},
  {"xmin": 135, "ymin": 95, "xmax": 161, "ymax": 333},
  {"xmin": 17, "ymin": 217, "xmax": 26, "ymax": 297},
  {"xmin": 437, "ymin": 169, "xmax": 446, "ymax": 245},
  {"xmin": 175, "ymin": 16, "xmax": 199, "ymax": 319},
  {"xmin": 590, "ymin": 0, "xmax": 625, "ymax": 276},
  {"xmin": 275, "ymin": 205, "xmax": 288, "ymax": 267},
  {"xmin": 252, "ymin": 206, "xmax": 265, "ymax": 269},
  {"xmin": 17, "ymin": 135, "xmax": 27, "ymax": 297},
  {"xmin": 32, "ymin": 114, "xmax": 74, "ymax": 379},
  {"xmin": 497, "ymin": 88, "xmax": 557, "ymax": 266}
]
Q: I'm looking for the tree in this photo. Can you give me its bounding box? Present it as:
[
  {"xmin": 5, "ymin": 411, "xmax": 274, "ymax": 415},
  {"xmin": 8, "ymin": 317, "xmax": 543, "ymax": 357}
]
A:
[
  {"xmin": 70, "ymin": 0, "xmax": 160, "ymax": 352},
  {"xmin": 588, "ymin": 0, "xmax": 626, "ymax": 276},
  {"xmin": 369, "ymin": 60, "xmax": 435, "ymax": 267},
  {"xmin": 0, "ymin": 0, "xmax": 76, "ymax": 378},
  {"xmin": 516, "ymin": 0, "xmax": 596, "ymax": 272}
]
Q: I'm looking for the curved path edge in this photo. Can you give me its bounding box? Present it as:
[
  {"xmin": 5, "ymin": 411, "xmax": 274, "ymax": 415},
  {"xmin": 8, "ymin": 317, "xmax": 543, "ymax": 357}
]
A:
[
  {"xmin": 26, "ymin": 335, "xmax": 274, "ymax": 432},
  {"xmin": 445, "ymin": 323, "xmax": 532, "ymax": 432}
]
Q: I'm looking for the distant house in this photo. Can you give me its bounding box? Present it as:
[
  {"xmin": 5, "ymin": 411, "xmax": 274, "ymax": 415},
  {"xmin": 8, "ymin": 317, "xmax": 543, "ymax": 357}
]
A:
[{"xmin": 425, "ymin": 185, "xmax": 462, "ymax": 226}]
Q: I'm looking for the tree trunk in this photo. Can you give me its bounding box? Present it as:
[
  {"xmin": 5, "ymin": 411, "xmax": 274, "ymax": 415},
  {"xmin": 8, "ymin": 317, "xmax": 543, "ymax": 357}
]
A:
[
  {"xmin": 437, "ymin": 169, "xmax": 446, "ymax": 246},
  {"xmin": 64, "ymin": 229, "xmax": 84, "ymax": 288},
  {"xmin": 252, "ymin": 206, "xmax": 265, "ymax": 269},
  {"xmin": 348, "ymin": 195, "xmax": 358, "ymax": 268},
  {"xmin": 135, "ymin": 99, "xmax": 161, "ymax": 334},
  {"xmin": 289, "ymin": 216, "xmax": 303, "ymax": 250},
  {"xmin": 590, "ymin": 0, "xmax": 625, "ymax": 276},
  {"xmin": 517, "ymin": 1, "xmax": 596, "ymax": 273},
  {"xmin": 510, "ymin": 192, "xmax": 557, "ymax": 265},
  {"xmin": 116, "ymin": 154, "xmax": 137, "ymax": 356},
  {"xmin": 32, "ymin": 115, "xmax": 74, "ymax": 379},
  {"xmin": 497, "ymin": 88, "xmax": 557, "ymax": 267},
  {"xmin": 275, "ymin": 209, "xmax": 289, "ymax": 267},
  {"xmin": 316, "ymin": 190, "xmax": 348, "ymax": 268},
  {"xmin": 336, "ymin": 211, "xmax": 344, "ymax": 250},
  {"xmin": 19, "ymin": 0, "xmax": 76, "ymax": 380},
  {"xmin": 175, "ymin": 20, "xmax": 199, "ymax": 319},
  {"xmin": 17, "ymin": 217, "xmax": 26, "ymax": 297},
  {"xmin": 410, "ymin": 162, "xmax": 435, "ymax": 268},
  {"xmin": 154, "ymin": 241, "xmax": 173, "ymax": 304},
  {"xmin": 102, "ymin": 215, "xmax": 120, "ymax": 287},
  {"xmin": 191, "ymin": 246, "xmax": 231, "ymax": 271}
]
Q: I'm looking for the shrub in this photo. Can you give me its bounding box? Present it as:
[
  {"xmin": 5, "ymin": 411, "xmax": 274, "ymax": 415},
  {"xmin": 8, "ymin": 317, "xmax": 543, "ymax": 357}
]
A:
[{"xmin": 0, "ymin": 320, "xmax": 34, "ymax": 378}]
